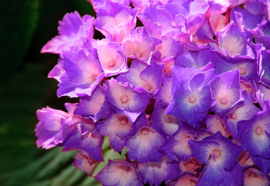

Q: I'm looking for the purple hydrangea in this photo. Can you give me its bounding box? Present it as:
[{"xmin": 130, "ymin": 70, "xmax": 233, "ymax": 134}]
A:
[{"xmin": 36, "ymin": 0, "xmax": 270, "ymax": 185}]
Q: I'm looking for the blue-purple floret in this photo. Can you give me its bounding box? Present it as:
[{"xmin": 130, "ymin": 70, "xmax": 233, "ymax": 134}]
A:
[{"xmin": 36, "ymin": 0, "xmax": 270, "ymax": 185}]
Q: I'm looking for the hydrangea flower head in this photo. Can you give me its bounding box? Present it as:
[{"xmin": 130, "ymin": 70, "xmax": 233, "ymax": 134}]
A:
[{"xmin": 36, "ymin": 0, "xmax": 270, "ymax": 185}]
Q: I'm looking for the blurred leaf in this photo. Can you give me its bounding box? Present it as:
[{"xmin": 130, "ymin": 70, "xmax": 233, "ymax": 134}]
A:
[
  {"xmin": 0, "ymin": 0, "xmax": 104, "ymax": 185},
  {"xmin": 0, "ymin": 64, "xmax": 50, "ymax": 173},
  {"xmin": 102, "ymin": 136, "xmax": 110, "ymax": 150},
  {"xmin": 0, "ymin": 0, "xmax": 39, "ymax": 84},
  {"xmin": 93, "ymin": 149, "xmax": 126, "ymax": 175}
]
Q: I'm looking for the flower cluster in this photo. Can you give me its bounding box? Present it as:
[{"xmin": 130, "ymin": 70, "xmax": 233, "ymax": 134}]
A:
[{"xmin": 36, "ymin": 0, "xmax": 270, "ymax": 185}]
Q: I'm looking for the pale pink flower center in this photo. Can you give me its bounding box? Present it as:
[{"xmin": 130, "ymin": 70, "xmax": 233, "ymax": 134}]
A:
[
  {"xmin": 108, "ymin": 60, "xmax": 116, "ymax": 67},
  {"xmin": 239, "ymin": 67, "xmax": 247, "ymax": 75},
  {"xmin": 255, "ymin": 127, "xmax": 263, "ymax": 135},
  {"xmin": 188, "ymin": 95, "xmax": 197, "ymax": 104},
  {"xmin": 220, "ymin": 97, "xmax": 227, "ymax": 105},
  {"xmin": 121, "ymin": 95, "xmax": 129, "ymax": 103},
  {"xmin": 141, "ymin": 128, "xmax": 149, "ymax": 135},
  {"xmin": 143, "ymin": 82, "xmax": 152, "ymax": 91},
  {"xmin": 164, "ymin": 115, "xmax": 172, "ymax": 123},
  {"xmin": 120, "ymin": 117, "xmax": 128, "ymax": 125},
  {"xmin": 91, "ymin": 74, "xmax": 98, "ymax": 81},
  {"xmin": 213, "ymin": 150, "xmax": 220, "ymax": 158}
]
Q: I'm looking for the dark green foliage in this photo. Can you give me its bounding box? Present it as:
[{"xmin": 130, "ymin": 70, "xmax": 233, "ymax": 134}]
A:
[{"xmin": 0, "ymin": 0, "xmax": 39, "ymax": 84}]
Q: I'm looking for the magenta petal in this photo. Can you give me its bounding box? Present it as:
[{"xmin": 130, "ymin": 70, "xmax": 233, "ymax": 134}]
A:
[
  {"xmin": 94, "ymin": 1, "xmax": 137, "ymax": 42},
  {"xmin": 41, "ymin": 12, "xmax": 94, "ymax": 54},
  {"xmin": 213, "ymin": 22, "xmax": 255, "ymax": 59},
  {"xmin": 118, "ymin": 27, "xmax": 162, "ymax": 64},
  {"xmin": 96, "ymin": 35, "xmax": 128, "ymax": 77},
  {"xmin": 57, "ymin": 47, "xmax": 103, "ymax": 98},
  {"xmin": 35, "ymin": 107, "xmax": 71, "ymax": 149}
]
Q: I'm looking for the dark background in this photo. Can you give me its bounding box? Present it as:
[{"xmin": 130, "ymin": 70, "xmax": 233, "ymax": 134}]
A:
[{"xmin": 0, "ymin": 0, "xmax": 102, "ymax": 185}]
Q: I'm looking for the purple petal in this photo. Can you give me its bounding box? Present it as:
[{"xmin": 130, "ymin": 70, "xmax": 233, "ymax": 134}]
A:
[
  {"xmin": 138, "ymin": 156, "xmax": 180, "ymax": 186},
  {"xmin": 167, "ymin": 67, "xmax": 216, "ymax": 127},
  {"xmin": 154, "ymin": 75, "xmax": 172, "ymax": 105},
  {"xmin": 244, "ymin": 167, "xmax": 270, "ymax": 186},
  {"xmin": 58, "ymin": 47, "xmax": 103, "ymax": 97},
  {"xmin": 105, "ymin": 79, "xmax": 150, "ymax": 122},
  {"xmin": 251, "ymin": 155, "xmax": 270, "ymax": 175},
  {"xmin": 224, "ymin": 92, "xmax": 260, "ymax": 139},
  {"xmin": 72, "ymin": 150, "xmax": 99, "ymax": 176},
  {"xmin": 238, "ymin": 104, "xmax": 270, "ymax": 159},
  {"xmin": 152, "ymin": 100, "xmax": 180, "ymax": 136},
  {"xmin": 118, "ymin": 27, "xmax": 162, "ymax": 64},
  {"xmin": 94, "ymin": 1, "xmax": 137, "ymax": 42},
  {"xmin": 210, "ymin": 69, "xmax": 243, "ymax": 115},
  {"xmin": 74, "ymin": 85, "xmax": 111, "ymax": 121},
  {"xmin": 62, "ymin": 125, "xmax": 104, "ymax": 161},
  {"xmin": 213, "ymin": 22, "xmax": 254, "ymax": 59},
  {"xmin": 126, "ymin": 126, "xmax": 166, "ymax": 162},
  {"xmin": 35, "ymin": 107, "xmax": 71, "ymax": 149},
  {"xmin": 96, "ymin": 35, "xmax": 128, "ymax": 77},
  {"xmin": 175, "ymin": 48, "xmax": 217, "ymax": 69},
  {"xmin": 137, "ymin": 4, "xmax": 177, "ymax": 38},
  {"xmin": 94, "ymin": 160, "xmax": 142, "ymax": 186},
  {"xmin": 41, "ymin": 12, "xmax": 94, "ymax": 54},
  {"xmin": 160, "ymin": 126, "xmax": 195, "ymax": 161}
]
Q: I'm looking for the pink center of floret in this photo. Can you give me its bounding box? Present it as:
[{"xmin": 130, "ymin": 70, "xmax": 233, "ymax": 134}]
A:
[
  {"xmin": 121, "ymin": 95, "xmax": 129, "ymax": 103},
  {"xmin": 141, "ymin": 128, "xmax": 149, "ymax": 135},
  {"xmin": 239, "ymin": 67, "xmax": 247, "ymax": 75},
  {"xmin": 213, "ymin": 150, "xmax": 220, "ymax": 158},
  {"xmin": 187, "ymin": 136, "xmax": 192, "ymax": 140},
  {"xmin": 91, "ymin": 74, "xmax": 98, "ymax": 81},
  {"xmin": 164, "ymin": 115, "xmax": 172, "ymax": 123},
  {"xmin": 255, "ymin": 127, "xmax": 263, "ymax": 135},
  {"xmin": 220, "ymin": 97, "xmax": 227, "ymax": 105},
  {"xmin": 143, "ymin": 82, "xmax": 152, "ymax": 91},
  {"xmin": 120, "ymin": 117, "xmax": 128, "ymax": 125},
  {"xmin": 188, "ymin": 95, "xmax": 197, "ymax": 104},
  {"xmin": 108, "ymin": 60, "xmax": 116, "ymax": 68}
]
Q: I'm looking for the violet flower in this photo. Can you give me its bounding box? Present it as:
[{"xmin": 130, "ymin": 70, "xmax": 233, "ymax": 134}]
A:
[{"xmin": 36, "ymin": 0, "xmax": 270, "ymax": 185}]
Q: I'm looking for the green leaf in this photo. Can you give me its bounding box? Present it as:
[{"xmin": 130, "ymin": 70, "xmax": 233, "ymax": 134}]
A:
[
  {"xmin": 93, "ymin": 149, "xmax": 126, "ymax": 175},
  {"xmin": 0, "ymin": 0, "xmax": 39, "ymax": 84}
]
